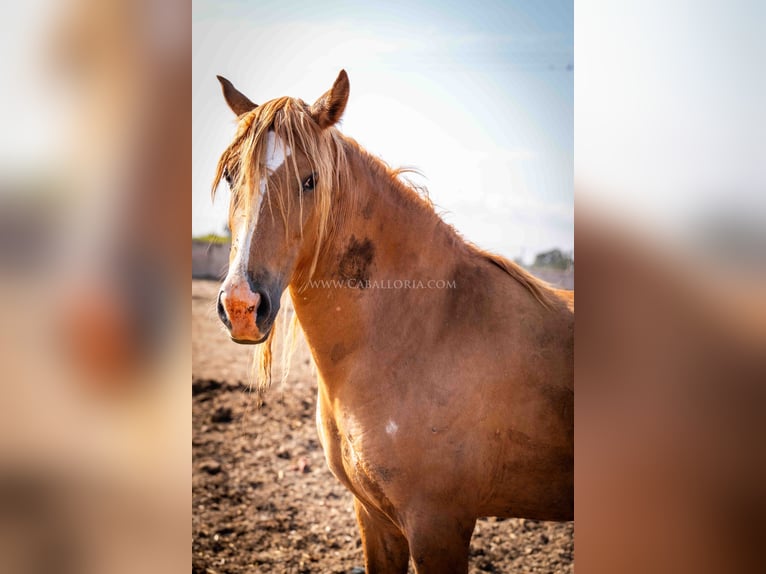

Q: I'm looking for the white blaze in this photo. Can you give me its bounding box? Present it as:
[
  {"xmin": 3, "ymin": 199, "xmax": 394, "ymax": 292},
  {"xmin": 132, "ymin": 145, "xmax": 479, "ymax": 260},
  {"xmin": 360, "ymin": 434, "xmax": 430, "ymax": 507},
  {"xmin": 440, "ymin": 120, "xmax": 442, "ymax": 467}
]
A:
[
  {"xmin": 385, "ymin": 420, "xmax": 398, "ymax": 436},
  {"xmin": 264, "ymin": 131, "xmax": 291, "ymax": 172},
  {"xmin": 225, "ymin": 131, "xmax": 291, "ymax": 285}
]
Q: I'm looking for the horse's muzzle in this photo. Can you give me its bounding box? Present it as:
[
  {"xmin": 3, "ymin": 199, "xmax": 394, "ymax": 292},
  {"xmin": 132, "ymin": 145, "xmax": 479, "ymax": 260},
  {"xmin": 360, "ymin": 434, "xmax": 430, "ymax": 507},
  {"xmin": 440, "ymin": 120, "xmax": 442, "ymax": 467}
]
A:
[{"xmin": 217, "ymin": 282, "xmax": 272, "ymax": 344}]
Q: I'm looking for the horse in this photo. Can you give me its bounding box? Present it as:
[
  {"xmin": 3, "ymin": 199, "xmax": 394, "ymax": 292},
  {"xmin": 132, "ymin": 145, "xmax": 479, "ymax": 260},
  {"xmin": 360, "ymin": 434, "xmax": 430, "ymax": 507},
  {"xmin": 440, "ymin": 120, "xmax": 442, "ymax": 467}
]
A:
[{"xmin": 211, "ymin": 70, "xmax": 574, "ymax": 573}]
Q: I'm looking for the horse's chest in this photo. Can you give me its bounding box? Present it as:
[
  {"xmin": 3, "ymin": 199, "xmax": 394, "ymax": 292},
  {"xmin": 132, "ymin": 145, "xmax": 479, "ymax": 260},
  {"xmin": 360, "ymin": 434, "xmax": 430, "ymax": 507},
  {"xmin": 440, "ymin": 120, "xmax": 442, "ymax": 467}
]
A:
[
  {"xmin": 316, "ymin": 404, "xmax": 363, "ymax": 484},
  {"xmin": 316, "ymin": 402, "xmax": 396, "ymax": 512}
]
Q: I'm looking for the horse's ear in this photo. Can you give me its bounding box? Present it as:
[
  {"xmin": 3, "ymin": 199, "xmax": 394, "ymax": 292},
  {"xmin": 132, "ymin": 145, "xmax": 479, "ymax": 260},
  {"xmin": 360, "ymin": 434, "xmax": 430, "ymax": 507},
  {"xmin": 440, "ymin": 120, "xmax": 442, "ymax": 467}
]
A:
[
  {"xmin": 310, "ymin": 69, "xmax": 350, "ymax": 129},
  {"xmin": 216, "ymin": 75, "xmax": 257, "ymax": 116}
]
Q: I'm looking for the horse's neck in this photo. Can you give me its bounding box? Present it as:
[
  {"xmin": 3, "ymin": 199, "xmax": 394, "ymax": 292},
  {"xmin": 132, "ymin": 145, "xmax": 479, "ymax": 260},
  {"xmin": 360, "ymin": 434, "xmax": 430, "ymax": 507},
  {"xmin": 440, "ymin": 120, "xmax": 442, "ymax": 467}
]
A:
[
  {"xmin": 290, "ymin": 146, "xmax": 461, "ymax": 378},
  {"xmin": 338, "ymin": 151, "xmax": 457, "ymax": 274}
]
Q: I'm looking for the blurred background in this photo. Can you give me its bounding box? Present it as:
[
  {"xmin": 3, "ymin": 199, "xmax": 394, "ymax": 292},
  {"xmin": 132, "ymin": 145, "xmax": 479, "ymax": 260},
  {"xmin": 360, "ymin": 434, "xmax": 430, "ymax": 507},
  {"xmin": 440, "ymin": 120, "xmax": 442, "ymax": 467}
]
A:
[
  {"xmin": 576, "ymin": 1, "xmax": 766, "ymax": 573},
  {"xmin": 0, "ymin": 0, "xmax": 189, "ymax": 572}
]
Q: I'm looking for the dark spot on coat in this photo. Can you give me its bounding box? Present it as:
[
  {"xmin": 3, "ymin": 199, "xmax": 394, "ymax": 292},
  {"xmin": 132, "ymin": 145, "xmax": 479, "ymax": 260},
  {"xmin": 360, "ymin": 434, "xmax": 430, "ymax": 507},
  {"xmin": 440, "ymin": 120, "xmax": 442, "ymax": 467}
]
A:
[
  {"xmin": 330, "ymin": 342, "xmax": 349, "ymax": 363},
  {"xmin": 374, "ymin": 465, "xmax": 396, "ymax": 483},
  {"xmin": 362, "ymin": 200, "xmax": 374, "ymax": 220},
  {"xmin": 338, "ymin": 235, "xmax": 375, "ymax": 284},
  {"xmin": 536, "ymin": 329, "xmax": 555, "ymax": 348},
  {"xmin": 437, "ymin": 261, "xmax": 492, "ymax": 341},
  {"xmin": 506, "ymin": 428, "xmax": 534, "ymax": 447}
]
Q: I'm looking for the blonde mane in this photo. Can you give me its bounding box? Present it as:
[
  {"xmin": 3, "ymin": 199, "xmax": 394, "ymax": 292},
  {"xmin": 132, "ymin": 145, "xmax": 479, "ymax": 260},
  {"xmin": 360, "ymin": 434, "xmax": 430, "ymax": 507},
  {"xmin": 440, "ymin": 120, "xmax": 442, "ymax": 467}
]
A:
[{"xmin": 213, "ymin": 98, "xmax": 559, "ymax": 394}]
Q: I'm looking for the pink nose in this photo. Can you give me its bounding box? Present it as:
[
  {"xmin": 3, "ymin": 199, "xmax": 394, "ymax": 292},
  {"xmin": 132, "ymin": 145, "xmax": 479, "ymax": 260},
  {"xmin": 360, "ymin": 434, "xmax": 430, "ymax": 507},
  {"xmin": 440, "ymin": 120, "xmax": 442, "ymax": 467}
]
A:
[{"xmin": 217, "ymin": 283, "xmax": 264, "ymax": 342}]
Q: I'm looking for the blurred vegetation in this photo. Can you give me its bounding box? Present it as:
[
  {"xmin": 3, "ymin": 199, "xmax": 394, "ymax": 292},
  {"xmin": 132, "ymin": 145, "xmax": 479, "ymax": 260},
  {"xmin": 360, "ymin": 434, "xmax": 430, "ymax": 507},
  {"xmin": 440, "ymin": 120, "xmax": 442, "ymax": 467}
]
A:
[
  {"xmin": 532, "ymin": 248, "xmax": 574, "ymax": 270},
  {"xmin": 192, "ymin": 234, "xmax": 230, "ymax": 245}
]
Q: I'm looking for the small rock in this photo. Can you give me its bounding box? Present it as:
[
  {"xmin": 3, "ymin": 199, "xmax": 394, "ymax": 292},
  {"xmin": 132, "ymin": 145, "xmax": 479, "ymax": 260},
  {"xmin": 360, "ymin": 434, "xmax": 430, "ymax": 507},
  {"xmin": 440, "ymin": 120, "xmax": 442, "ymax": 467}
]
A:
[
  {"xmin": 199, "ymin": 459, "xmax": 222, "ymax": 475},
  {"xmin": 211, "ymin": 406, "xmax": 233, "ymax": 423},
  {"xmin": 192, "ymin": 378, "xmax": 221, "ymax": 396},
  {"xmin": 350, "ymin": 568, "xmax": 365, "ymax": 574}
]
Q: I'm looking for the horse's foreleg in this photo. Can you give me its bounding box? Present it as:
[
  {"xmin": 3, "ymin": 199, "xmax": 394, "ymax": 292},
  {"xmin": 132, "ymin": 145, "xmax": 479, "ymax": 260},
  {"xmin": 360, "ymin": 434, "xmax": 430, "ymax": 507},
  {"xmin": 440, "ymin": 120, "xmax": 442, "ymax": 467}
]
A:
[
  {"xmin": 405, "ymin": 513, "xmax": 475, "ymax": 574},
  {"xmin": 354, "ymin": 498, "xmax": 409, "ymax": 574}
]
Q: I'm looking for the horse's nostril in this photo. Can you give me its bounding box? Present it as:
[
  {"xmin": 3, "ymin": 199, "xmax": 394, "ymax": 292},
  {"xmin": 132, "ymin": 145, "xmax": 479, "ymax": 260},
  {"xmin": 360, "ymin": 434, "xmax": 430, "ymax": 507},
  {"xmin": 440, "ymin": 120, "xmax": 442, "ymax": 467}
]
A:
[
  {"xmin": 217, "ymin": 291, "xmax": 232, "ymax": 329},
  {"xmin": 255, "ymin": 291, "xmax": 271, "ymax": 325}
]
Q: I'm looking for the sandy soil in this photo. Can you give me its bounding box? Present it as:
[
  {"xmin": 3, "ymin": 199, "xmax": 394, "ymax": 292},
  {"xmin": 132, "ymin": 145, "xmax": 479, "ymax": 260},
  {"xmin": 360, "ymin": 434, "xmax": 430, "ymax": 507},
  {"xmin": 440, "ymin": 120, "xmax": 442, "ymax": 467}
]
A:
[{"xmin": 192, "ymin": 279, "xmax": 574, "ymax": 573}]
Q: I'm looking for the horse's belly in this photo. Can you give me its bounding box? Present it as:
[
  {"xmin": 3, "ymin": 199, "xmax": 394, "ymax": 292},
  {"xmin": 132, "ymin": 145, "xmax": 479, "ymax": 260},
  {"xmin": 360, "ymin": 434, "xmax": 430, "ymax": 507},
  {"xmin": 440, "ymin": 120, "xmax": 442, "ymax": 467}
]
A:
[{"xmin": 316, "ymin": 393, "xmax": 572, "ymax": 522}]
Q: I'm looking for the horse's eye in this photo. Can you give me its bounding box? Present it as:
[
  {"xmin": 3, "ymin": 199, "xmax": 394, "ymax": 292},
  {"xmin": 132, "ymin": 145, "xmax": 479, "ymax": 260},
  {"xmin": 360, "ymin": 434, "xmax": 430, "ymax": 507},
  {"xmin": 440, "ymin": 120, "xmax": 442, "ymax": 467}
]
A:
[
  {"xmin": 301, "ymin": 173, "xmax": 316, "ymax": 192},
  {"xmin": 223, "ymin": 168, "xmax": 232, "ymax": 186}
]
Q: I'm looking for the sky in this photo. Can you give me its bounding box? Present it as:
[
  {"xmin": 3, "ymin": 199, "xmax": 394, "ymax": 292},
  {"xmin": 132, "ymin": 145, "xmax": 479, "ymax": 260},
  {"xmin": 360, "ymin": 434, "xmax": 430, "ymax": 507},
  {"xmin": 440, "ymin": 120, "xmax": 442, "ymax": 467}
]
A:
[
  {"xmin": 576, "ymin": 0, "xmax": 766, "ymax": 239},
  {"xmin": 193, "ymin": 0, "xmax": 573, "ymax": 263}
]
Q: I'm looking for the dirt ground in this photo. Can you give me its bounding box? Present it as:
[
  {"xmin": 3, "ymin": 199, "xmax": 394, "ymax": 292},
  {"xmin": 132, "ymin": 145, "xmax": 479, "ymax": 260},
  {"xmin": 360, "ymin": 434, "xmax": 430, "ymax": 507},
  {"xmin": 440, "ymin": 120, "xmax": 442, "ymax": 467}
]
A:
[{"xmin": 192, "ymin": 279, "xmax": 574, "ymax": 573}]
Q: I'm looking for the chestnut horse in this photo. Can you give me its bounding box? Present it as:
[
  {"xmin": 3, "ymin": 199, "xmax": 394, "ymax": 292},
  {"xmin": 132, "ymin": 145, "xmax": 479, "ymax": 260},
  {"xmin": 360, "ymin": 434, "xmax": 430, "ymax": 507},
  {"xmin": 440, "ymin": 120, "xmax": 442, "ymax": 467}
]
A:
[{"xmin": 212, "ymin": 70, "xmax": 573, "ymax": 573}]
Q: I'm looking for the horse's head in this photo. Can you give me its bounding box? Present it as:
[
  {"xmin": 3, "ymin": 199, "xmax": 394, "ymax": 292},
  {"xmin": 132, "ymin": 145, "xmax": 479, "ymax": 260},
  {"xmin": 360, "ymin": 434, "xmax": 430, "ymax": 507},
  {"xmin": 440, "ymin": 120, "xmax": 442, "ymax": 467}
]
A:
[{"xmin": 213, "ymin": 71, "xmax": 350, "ymax": 343}]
